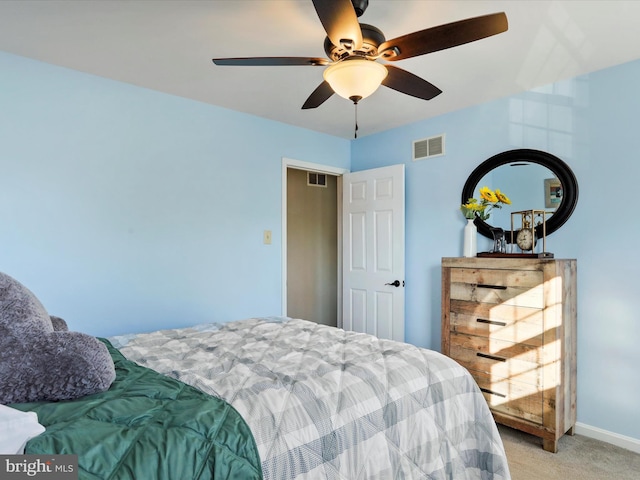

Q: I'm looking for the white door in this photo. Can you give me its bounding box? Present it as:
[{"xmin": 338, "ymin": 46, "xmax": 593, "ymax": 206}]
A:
[{"xmin": 342, "ymin": 164, "xmax": 405, "ymax": 342}]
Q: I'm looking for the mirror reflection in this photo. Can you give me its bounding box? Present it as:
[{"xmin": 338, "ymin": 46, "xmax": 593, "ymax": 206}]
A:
[{"xmin": 476, "ymin": 162, "xmax": 560, "ymax": 228}]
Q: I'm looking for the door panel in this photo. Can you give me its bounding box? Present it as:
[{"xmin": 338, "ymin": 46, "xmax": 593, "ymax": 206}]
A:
[
  {"xmin": 375, "ymin": 210, "xmax": 393, "ymax": 271},
  {"xmin": 349, "ymin": 212, "xmax": 366, "ymax": 270},
  {"xmin": 350, "ymin": 289, "xmax": 367, "ymax": 333},
  {"xmin": 342, "ymin": 164, "xmax": 405, "ymax": 342}
]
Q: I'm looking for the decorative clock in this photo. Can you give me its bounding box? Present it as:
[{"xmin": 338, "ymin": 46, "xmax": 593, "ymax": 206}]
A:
[
  {"xmin": 510, "ymin": 209, "xmax": 554, "ymax": 258},
  {"xmin": 516, "ymin": 221, "xmax": 535, "ymax": 250}
]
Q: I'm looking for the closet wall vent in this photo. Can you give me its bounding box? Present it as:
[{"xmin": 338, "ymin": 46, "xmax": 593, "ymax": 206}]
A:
[
  {"xmin": 413, "ymin": 134, "xmax": 445, "ymax": 161},
  {"xmin": 307, "ymin": 172, "xmax": 327, "ymax": 187}
]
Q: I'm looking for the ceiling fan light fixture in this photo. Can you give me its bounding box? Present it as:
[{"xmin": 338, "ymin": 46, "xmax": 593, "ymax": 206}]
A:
[{"xmin": 323, "ymin": 59, "xmax": 388, "ymax": 101}]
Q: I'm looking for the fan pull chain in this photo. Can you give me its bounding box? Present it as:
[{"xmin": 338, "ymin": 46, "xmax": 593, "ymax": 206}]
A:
[
  {"xmin": 349, "ymin": 95, "xmax": 362, "ymax": 139},
  {"xmin": 354, "ymin": 102, "xmax": 358, "ymax": 139}
]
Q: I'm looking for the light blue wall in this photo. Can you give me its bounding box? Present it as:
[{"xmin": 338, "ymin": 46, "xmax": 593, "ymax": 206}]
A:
[
  {"xmin": 0, "ymin": 52, "xmax": 350, "ymax": 338},
  {"xmin": 352, "ymin": 60, "xmax": 640, "ymax": 440}
]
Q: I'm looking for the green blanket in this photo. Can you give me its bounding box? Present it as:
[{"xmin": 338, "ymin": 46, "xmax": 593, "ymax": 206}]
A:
[{"xmin": 11, "ymin": 339, "xmax": 263, "ymax": 480}]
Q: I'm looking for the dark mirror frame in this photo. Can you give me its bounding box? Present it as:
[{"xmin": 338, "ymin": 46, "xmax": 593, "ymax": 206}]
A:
[{"xmin": 462, "ymin": 149, "xmax": 579, "ymax": 241}]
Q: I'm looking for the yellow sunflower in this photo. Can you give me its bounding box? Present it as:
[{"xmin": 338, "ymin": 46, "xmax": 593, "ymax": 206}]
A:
[
  {"xmin": 494, "ymin": 189, "xmax": 511, "ymax": 205},
  {"xmin": 479, "ymin": 186, "xmax": 498, "ymax": 203}
]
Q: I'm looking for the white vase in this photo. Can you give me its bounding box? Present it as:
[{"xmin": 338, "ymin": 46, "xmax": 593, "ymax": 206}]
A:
[{"xmin": 463, "ymin": 219, "xmax": 477, "ymax": 257}]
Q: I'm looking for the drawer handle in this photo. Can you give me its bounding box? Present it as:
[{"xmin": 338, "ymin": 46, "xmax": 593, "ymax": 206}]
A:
[
  {"xmin": 480, "ymin": 387, "xmax": 506, "ymax": 398},
  {"xmin": 476, "ymin": 318, "xmax": 507, "ymax": 327},
  {"xmin": 477, "ymin": 352, "xmax": 507, "ymax": 362},
  {"xmin": 477, "ymin": 284, "xmax": 507, "ymax": 290}
]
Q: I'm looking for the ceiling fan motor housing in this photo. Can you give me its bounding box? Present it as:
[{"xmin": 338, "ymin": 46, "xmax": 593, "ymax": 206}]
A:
[{"xmin": 324, "ymin": 23, "xmax": 385, "ymax": 60}]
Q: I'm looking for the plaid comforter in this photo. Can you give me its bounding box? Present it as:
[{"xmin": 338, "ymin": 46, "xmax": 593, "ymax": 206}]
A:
[{"xmin": 110, "ymin": 317, "xmax": 510, "ymax": 480}]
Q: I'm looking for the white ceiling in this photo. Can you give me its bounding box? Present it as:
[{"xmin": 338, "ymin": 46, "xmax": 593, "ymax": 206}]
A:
[{"xmin": 1, "ymin": 1, "xmax": 640, "ymax": 139}]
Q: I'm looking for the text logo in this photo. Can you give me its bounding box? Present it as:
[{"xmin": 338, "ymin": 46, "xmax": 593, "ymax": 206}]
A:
[{"xmin": 0, "ymin": 455, "xmax": 78, "ymax": 479}]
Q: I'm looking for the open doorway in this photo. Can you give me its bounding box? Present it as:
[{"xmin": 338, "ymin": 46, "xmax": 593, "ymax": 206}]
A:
[
  {"xmin": 281, "ymin": 158, "xmax": 348, "ymax": 328},
  {"xmin": 287, "ymin": 168, "xmax": 338, "ymax": 326}
]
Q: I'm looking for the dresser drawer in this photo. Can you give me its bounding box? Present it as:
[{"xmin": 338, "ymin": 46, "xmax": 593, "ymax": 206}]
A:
[
  {"xmin": 450, "ymin": 299, "xmax": 544, "ymax": 346},
  {"xmin": 449, "ymin": 332, "xmax": 542, "ymax": 386},
  {"xmin": 450, "ymin": 267, "xmax": 544, "ymax": 308},
  {"xmin": 472, "ymin": 369, "xmax": 544, "ymax": 425}
]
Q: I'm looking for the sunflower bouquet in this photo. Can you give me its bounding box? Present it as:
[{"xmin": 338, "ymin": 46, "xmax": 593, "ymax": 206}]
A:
[{"xmin": 461, "ymin": 186, "xmax": 511, "ymax": 220}]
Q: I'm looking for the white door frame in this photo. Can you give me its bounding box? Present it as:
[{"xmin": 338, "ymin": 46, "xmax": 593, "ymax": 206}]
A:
[{"xmin": 281, "ymin": 157, "xmax": 349, "ymax": 327}]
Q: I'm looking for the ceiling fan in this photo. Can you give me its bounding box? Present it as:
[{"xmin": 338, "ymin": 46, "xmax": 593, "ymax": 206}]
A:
[{"xmin": 212, "ymin": 0, "xmax": 508, "ymax": 110}]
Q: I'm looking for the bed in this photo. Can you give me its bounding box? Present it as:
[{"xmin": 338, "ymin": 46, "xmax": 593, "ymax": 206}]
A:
[
  {"xmin": 10, "ymin": 316, "xmax": 510, "ymax": 479},
  {"xmin": 106, "ymin": 316, "xmax": 511, "ymax": 480}
]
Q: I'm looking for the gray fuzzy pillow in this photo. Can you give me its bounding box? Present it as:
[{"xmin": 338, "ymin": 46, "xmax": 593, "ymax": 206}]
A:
[{"xmin": 0, "ymin": 272, "xmax": 116, "ymax": 405}]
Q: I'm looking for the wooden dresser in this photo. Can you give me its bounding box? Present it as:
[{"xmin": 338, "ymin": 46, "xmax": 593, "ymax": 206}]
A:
[{"xmin": 441, "ymin": 257, "xmax": 577, "ymax": 452}]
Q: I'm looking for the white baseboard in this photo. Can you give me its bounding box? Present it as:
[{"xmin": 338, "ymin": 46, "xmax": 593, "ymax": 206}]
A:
[{"xmin": 575, "ymin": 422, "xmax": 640, "ymax": 454}]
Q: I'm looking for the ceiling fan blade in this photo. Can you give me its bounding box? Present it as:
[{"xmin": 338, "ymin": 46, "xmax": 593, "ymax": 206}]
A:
[
  {"xmin": 379, "ymin": 12, "xmax": 508, "ymax": 61},
  {"xmin": 312, "ymin": 0, "xmax": 363, "ymax": 50},
  {"xmin": 212, "ymin": 57, "xmax": 330, "ymax": 66},
  {"xmin": 302, "ymin": 81, "xmax": 335, "ymax": 109},
  {"xmin": 382, "ymin": 65, "xmax": 442, "ymax": 100}
]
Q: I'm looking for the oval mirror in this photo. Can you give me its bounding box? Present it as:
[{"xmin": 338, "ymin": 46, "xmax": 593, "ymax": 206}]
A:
[{"xmin": 461, "ymin": 149, "xmax": 579, "ymax": 241}]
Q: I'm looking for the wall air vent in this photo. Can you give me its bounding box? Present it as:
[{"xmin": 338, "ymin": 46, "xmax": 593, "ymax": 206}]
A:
[
  {"xmin": 307, "ymin": 172, "xmax": 327, "ymax": 187},
  {"xmin": 413, "ymin": 134, "xmax": 445, "ymax": 161}
]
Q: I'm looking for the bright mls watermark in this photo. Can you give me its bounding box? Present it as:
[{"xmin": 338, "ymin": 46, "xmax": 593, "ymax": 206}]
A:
[{"xmin": 0, "ymin": 455, "xmax": 78, "ymax": 479}]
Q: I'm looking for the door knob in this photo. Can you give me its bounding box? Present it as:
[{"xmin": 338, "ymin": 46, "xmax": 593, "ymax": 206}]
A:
[{"xmin": 385, "ymin": 280, "xmax": 402, "ymax": 287}]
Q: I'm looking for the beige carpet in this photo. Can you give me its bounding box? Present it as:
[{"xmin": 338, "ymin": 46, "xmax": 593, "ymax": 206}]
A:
[{"xmin": 498, "ymin": 425, "xmax": 640, "ymax": 480}]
